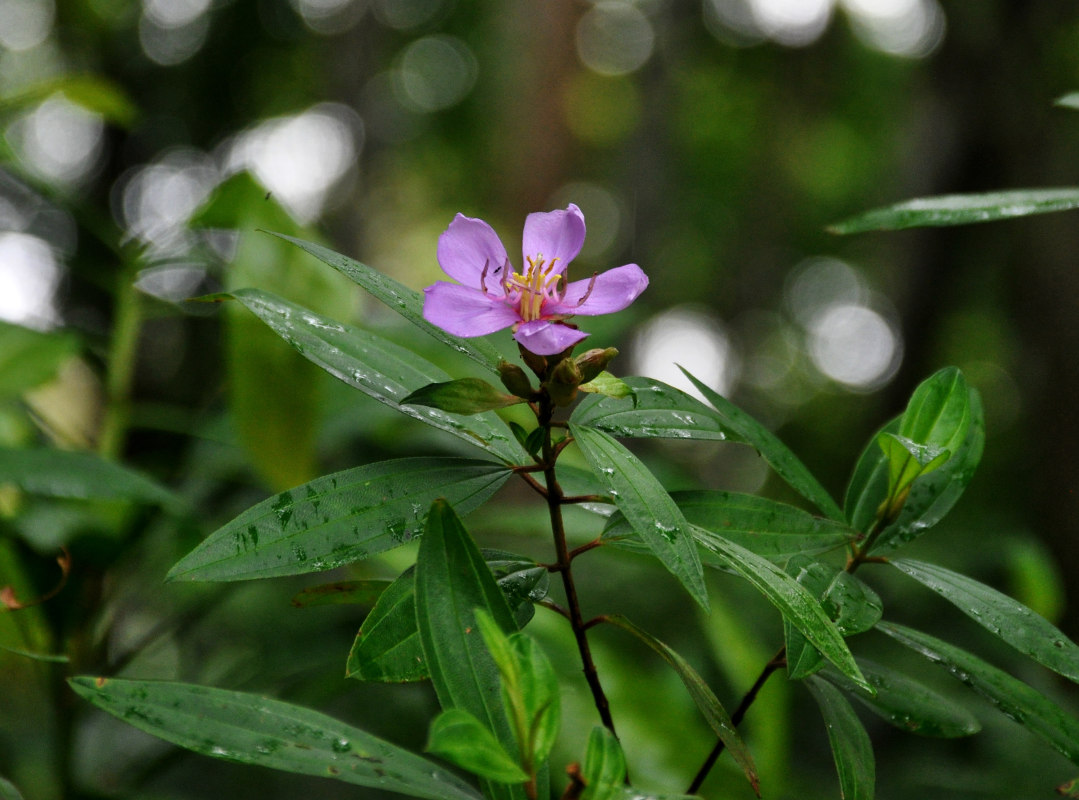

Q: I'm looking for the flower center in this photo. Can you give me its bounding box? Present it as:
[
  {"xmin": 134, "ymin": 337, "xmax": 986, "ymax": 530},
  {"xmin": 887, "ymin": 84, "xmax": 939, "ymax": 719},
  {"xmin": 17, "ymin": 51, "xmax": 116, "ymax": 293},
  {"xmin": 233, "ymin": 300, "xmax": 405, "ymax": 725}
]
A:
[{"xmin": 507, "ymin": 254, "xmax": 562, "ymax": 322}]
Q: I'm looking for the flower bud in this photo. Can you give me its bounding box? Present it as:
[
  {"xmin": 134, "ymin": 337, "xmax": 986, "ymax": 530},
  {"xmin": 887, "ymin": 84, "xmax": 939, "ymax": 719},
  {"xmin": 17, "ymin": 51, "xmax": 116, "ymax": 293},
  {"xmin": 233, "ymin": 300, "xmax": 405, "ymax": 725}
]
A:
[
  {"xmin": 575, "ymin": 347, "xmax": 619, "ymax": 384},
  {"xmin": 498, "ymin": 361, "xmax": 534, "ymax": 399},
  {"xmin": 545, "ymin": 357, "xmax": 583, "ymax": 406}
]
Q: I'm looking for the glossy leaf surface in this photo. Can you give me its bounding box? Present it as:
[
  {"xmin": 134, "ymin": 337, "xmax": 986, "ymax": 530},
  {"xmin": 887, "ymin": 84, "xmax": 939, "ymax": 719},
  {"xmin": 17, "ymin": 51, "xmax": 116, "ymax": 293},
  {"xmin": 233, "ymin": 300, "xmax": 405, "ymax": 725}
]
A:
[
  {"xmin": 807, "ymin": 677, "xmax": 875, "ymax": 800},
  {"xmin": 829, "ymin": 188, "xmax": 1079, "ymax": 233},
  {"xmin": 414, "ymin": 500, "xmax": 527, "ymax": 800},
  {"xmin": 168, "ymin": 458, "xmax": 510, "ymax": 581},
  {"xmin": 821, "ymin": 660, "xmax": 980, "ymax": 738},
  {"xmin": 571, "ymin": 376, "xmax": 743, "ymax": 442},
  {"xmin": 347, "ymin": 553, "xmax": 547, "ymax": 683},
  {"xmin": 604, "ymin": 614, "xmax": 758, "ymax": 795},
  {"xmin": 570, "ymin": 424, "xmax": 707, "ymax": 610},
  {"xmin": 403, "ymin": 378, "xmax": 524, "ymax": 415},
  {"xmin": 844, "ymin": 369, "xmax": 984, "ymax": 552},
  {"xmin": 603, "ymin": 490, "xmax": 856, "ymax": 561},
  {"xmin": 269, "ymin": 232, "xmax": 504, "ymax": 373},
  {"xmin": 220, "ymin": 288, "xmax": 525, "ymax": 463},
  {"xmin": 68, "ymin": 677, "xmax": 482, "ymax": 800},
  {"xmin": 681, "ymin": 368, "xmax": 844, "ymax": 521},
  {"xmin": 891, "ymin": 558, "xmax": 1079, "ymax": 683},
  {"xmin": 426, "ymin": 709, "xmax": 528, "ymax": 784},
  {"xmin": 784, "ymin": 558, "xmax": 882, "ymax": 680},
  {"xmin": 578, "ymin": 371, "xmax": 633, "ymax": 398},
  {"xmin": 878, "ymin": 622, "xmax": 1079, "ymax": 764},
  {"xmin": 693, "ymin": 527, "xmax": 868, "ymax": 690}
]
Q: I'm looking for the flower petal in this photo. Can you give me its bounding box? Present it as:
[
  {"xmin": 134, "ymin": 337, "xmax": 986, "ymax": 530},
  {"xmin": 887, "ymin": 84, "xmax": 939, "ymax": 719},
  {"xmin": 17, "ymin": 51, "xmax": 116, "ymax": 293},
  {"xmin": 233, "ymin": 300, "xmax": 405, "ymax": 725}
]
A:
[
  {"xmin": 422, "ymin": 282, "xmax": 520, "ymax": 337},
  {"xmin": 437, "ymin": 214, "xmax": 511, "ymax": 289},
  {"xmin": 548, "ymin": 263, "xmax": 649, "ymax": 316},
  {"xmin": 514, "ymin": 320, "xmax": 589, "ymax": 356},
  {"xmin": 521, "ymin": 204, "xmax": 586, "ymax": 274}
]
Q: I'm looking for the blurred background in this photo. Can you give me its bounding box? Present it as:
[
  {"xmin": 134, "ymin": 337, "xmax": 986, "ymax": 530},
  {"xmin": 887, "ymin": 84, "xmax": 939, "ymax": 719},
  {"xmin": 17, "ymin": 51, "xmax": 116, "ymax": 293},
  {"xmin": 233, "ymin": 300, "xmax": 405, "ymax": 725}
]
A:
[{"xmin": 1, "ymin": 1, "xmax": 1078, "ymax": 798}]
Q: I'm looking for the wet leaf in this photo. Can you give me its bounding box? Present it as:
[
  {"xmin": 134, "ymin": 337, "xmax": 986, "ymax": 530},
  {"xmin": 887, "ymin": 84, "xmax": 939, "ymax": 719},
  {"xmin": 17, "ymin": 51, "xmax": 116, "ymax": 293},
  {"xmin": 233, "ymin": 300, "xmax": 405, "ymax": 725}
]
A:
[
  {"xmin": 820, "ymin": 660, "xmax": 980, "ymax": 738},
  {"xmin": 570, "ymin": 424, "xmax": 707, "ymax": 610},
  {"xmin": 268, "ymin": 232, "xmax": 505, "ymax": 374},
  {"xmin": 167, "ymin": 457, "xmax": 510, "ymax": 581},
  {"xmin": 878, "ymin": 622, "xmax": 1079, "ymax": 765},
  {"xmin": 603, "ymin": 490, "xmax": 857, "ymax": 561},
  {"xmin": 571, "ymin": 376, "xmax": 743, "ymax": 443},
  {"xmin": 217, "ymin": 288, "xmax": 526, "ymax": 463},
  {"xmin": 693, "ymin": 527, "xmax": 868, "ymax": 691},
  {"xmin": 68, "ymin": 677, "xmax": 483, "ymax": 800},
  {"xmin": 806, "ymin": 677, "xmax": 875, "ymax": 800},
  {"xmin": 603, "ymin": 614, "xmax": 758, "ymax": 796},
  {"xmin": 414, "ymin": 500, "xmax": 529, "ymax": 800},
  {"xmin": 346, "ymin": 552, "xmax": 546, "ymax": 683},
  {"xmin": 680, "ymin": 368, "xmax": 844, "ymax": 521},
  {"xmin": 829, "ymin": 188, "xmax": 1079, "ymax": 234},
  {"xmin": 891, "ymin": 559, "xmax": 1079, "ymax": 683},
  {"xmin": 403, "ymin": 378, "xmax": 524, "ymax": 415}
]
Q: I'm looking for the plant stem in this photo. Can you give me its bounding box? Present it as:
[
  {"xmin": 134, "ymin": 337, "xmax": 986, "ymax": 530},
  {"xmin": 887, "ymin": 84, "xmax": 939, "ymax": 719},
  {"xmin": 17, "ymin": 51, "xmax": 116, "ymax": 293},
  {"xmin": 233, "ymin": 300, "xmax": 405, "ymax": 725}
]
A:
[
  {"xmin": 537, "ymin": 396, "xmax": 617, "ymax": 736},
  {"xmin": 689, "ymin": 512, "xmax": 891, "ymax": 792},
  {"xmin": 98, "ymin": 266, "xmax": 141, "ymax": 461}
]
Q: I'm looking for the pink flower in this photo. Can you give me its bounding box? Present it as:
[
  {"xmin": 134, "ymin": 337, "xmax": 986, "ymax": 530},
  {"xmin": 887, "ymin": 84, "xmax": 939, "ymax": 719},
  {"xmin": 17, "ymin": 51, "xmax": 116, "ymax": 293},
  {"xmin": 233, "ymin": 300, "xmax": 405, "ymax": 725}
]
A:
[{"xmin": 422, "ymin": 204, "xmax": 648, "ymax": 356}]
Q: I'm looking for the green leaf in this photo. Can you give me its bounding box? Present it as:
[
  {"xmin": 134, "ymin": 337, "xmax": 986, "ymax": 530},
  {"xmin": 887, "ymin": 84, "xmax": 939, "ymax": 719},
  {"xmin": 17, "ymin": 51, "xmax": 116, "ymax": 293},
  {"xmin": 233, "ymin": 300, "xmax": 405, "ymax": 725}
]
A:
[
  {"xmin": 680, "ymin": 368, "xmax": 845, "ymax": 521},
  {"xmin": 603, "ymin": 490, "xmax": 857, "ymax": 561},
  {"xmin": 0, "ymin": 642, "xmax": 69, "ymax": 664},
  {"xmin": 475, "ymin": 610, "xmax": 561, "ymax": 769},
  {"xmin": 581, "ymin": 726, "xmax": 627, "ymax": 800},
  {"xmin": 0, "ymin": 447, "xmax": 180, "ymax": 509},
  {"xmin": 569, "ymin": 424, "xmax": 708, "ymax": 610},
  {"xmin": 806, "ymin": 677, "xmax": 875, "ymax": 800},
  {"xmin": 570, "ymin": 376, "xmax": 743, "ymax": 442},
  {"xmin": 0, "ymin": 322, "xmax": 78, "ymax": 399},
  {"xmin": 347, "ymin": 573, "xmax": 428, "ymax": 683},
  {"xmin": 877, "ymin": 622, "xmax": 1079, "ymax": 765},
  {"xmin": 784, "ymin": 558, "xmax": 882, "ymax": 680},
  {"xmin": 828, "ymin": 188, "xmax": 1079, "ymax": 234},
  {"xmin": 268, "ymin": 232, "xmax": 504, "ymax": 374},
  {"xmin": 877, "ymin": 433, "xmax": 950, "ymax": 499},
  {"xmin": 403, "ymin": 378, "xmax": 524, "ymax": 415},
  {"xmin": 891, "ymin": 559, "xmax": 1079, "ymax": 684},
  {"xmin": 578, "ymin": 371, "xmax": 633, "ymax": 398},
  {"xmin": 426, "ymin": 709, "xmax": 529, "ymax": 784},
  {"xmin": 414, "ymin": 500, "xmax": 528, "ymax": 800},
  {"xmin": 347, "ymin": 553, "xmax": 548, "ymax": 683},
  {"xmin": 68, "ymin": 677, "xmax": 483, "ymax": 800},
  {"xmin": 291, "ymin": 580, "xmax": 391, "ymax": 608},
  {"xmin": 691, "ymin": 527, "xmax": 869, "ymax": 691},
  {"xmin": 0, "ymin": 776, "xmax": 24, "ymax": 800},
  {"xmin": 218, "ymin": 288, "xmax": 525, "ymax": 463},
  {"xmin": 580, "ymin": 727, "xmax": 700, "ymax": 800},
  {"xmin": 0, "ymin": 75, "xmax": 138, "ymax": 127},
  {"xmin": 844, "ymin": 369, "xmax": 985, "ymax": 552},
  {"xmin": 168, "ymin": 457, "xmax": 510, "ymax": 582},
  {"xmin": 1057, "ymin": 92, "xmax": 1079, "ymax": 110},
  {"xmin": 603, "ymin": 614, "xmax": 759, "ymax": 796},
  {"xmin": 820, "ymin": 660, "xmax": 980, "ymax": 738}
]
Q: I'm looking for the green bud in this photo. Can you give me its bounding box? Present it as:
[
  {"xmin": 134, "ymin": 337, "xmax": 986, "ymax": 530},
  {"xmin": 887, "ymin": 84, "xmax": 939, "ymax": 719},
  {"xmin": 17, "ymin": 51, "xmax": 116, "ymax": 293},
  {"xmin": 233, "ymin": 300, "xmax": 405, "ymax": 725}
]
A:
[
  {"xmin": 574, "ymin": 347, "xmax": 619, "ymax": 384},
  {"xmin": 498, "ymin": 361, "xmax": 534, "ymax": 399},
  {"xmin": 545, "ymin": 357, "xmax": 582, "ymax": 406}
]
